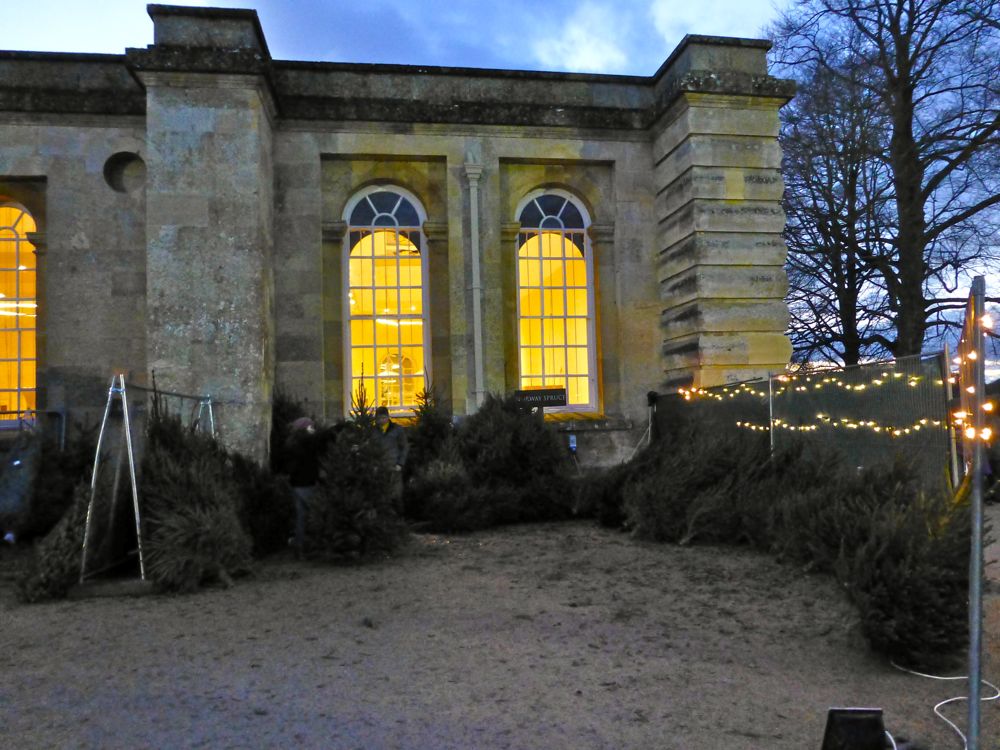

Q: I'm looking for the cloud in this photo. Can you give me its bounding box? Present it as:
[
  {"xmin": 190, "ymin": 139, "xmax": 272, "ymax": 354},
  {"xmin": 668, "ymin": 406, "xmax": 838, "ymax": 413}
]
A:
[
  {"xmin": 529, "ymin": 2, "xmax": 630, "ymax": 74},
  {"xmin": 649, "ymin": 0, "xmax": 777, "ymax": 50}
]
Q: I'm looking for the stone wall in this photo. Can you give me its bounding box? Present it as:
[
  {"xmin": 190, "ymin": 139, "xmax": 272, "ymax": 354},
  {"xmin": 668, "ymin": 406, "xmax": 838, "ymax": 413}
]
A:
[
  {"xmin": 0, "ymin": 121, "xmax": 147, "ymax": 417},
  {"xmin": 0, "ymin": 4, "xmax": 794, "ymax": 465}
]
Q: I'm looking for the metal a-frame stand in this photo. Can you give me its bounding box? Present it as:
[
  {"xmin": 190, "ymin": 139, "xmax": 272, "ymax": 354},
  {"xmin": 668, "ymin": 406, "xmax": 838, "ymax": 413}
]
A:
[{"xmin": 80, "ymin": 373, "xmax": 145, "ymax": 583}]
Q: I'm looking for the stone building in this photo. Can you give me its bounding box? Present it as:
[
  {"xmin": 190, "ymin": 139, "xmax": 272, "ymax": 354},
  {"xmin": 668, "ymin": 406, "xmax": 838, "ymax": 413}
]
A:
[{"xmin": 0, "ymin": 4, "xmax": 794, "ymax": 463}]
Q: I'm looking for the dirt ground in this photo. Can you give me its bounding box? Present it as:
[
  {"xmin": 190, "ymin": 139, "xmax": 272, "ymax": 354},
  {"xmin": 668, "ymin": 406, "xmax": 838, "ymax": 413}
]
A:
[{"xmin": 2, "ymin": 518, "xmax": 998, "ymax": 750}]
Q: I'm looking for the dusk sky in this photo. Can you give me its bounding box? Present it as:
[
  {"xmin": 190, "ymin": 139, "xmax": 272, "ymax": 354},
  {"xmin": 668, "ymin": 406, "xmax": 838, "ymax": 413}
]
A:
[{"xmin": 3, "ymin": 0, "xmax": 792, "ymax": 76}]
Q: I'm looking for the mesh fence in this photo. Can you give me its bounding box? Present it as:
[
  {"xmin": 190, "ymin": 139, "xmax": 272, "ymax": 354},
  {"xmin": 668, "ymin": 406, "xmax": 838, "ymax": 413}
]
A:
[
  {"xmin": 655, "ymin": 353, "xmax": 953, "ymax": 486},
  {"xmin": 771, "ymin": 354, "xmax": 950, "ymax": 483}
]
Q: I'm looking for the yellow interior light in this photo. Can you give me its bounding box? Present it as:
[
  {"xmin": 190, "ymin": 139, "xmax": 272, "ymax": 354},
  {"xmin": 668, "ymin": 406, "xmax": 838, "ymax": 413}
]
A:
[
  {"xmin": 983, "ymin": 428, "xmax": 993, "ymax": 441},
  {"xmin": 984, "ymin": 402, "xmax": 995, "ymax": 413},
  {"xmin": 968, "ymin": 350, "xmax": 977, "ymax": 360},
  {"xmin": 965, "ymin": 426, "xmax": 977, "ymax": 440}
]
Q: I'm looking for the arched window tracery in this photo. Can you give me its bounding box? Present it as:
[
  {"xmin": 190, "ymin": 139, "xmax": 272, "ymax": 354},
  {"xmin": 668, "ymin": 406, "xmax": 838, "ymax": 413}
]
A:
[
  {"xmin": 344, "ymin": 187, "xmax": 428, "ymax": 414},
  {"xmin": 515, "ymin": 190, "xmax": 596, "ymax": 410}
]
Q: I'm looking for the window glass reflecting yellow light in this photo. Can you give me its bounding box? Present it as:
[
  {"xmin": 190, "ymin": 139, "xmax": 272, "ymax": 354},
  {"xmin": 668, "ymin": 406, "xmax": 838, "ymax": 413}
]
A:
[
  {"xmin": 347, "ymin": 213, "xmax": 426, "ymax": 413},
  {"xmin": 516, "ymin": 213, "xmax": 593, "ymax": 409},
  {"xmin": 0, "ymin": 204, "xmax": 36, "ymax": 420}
]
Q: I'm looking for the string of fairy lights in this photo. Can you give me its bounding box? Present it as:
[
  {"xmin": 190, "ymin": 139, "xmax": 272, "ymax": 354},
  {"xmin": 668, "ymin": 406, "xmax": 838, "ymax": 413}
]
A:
[
  {"xmin": 953, "ymin": 310, "xmax": 996, "ymax": 443},
  {"xmin": 678, "ymin": 333, "xmax": 996, "ymax": 443}
]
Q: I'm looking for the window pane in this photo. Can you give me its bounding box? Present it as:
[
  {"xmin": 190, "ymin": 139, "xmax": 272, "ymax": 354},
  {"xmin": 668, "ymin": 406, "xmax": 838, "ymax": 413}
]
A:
[
  {"xmin": 567, "ymin": 288, "xmax": 587, "ymax": 316},
  {"xmin": 373, "ymin": 256, "xmax": 398, "ymax": 287},
  {"xmin": 544, "ymin": 347, "xmax": 566, "ymax": 376},
  {"xmin": 20, "ymin": 362, "xmax": 35, "ymax": 389},
  {"xmin": 543, "ymin": 318, "xmax": 565, "ymax": 347},
  {"xmin": 351, "ymin": 346, "xmax": 375, "ymax": 381},
  {"xmin": 524, "ymin": 347, "xmax": 542, "ymax": 377},
  {"xmin": 19, "ymin": 390, "xmax": 35, "ymax": 413},
  {"xmin": 561, "ymin": 202, "xmax": 584, "ymax": 229},
  {"xmin": 520, "ymin": 289, "xmax": 541, "ymax": 317},
  {"xmin": 566, "ymin": 259, "xmax": 586, "ymax": 287},
  {"xmin": 395, "ymin": 199, "xmax": 420, "ymax": 227},
  {"xmin": 518, "ymin": 258, "xmax": 540, "ymax": 287},
  {"xmin": 350, "ymin": 231, "xmax": 374, "ymax": 257},
  {"xmin": 568, "ymin": 377, "xmax": 589, "ymax": 405},
  {"xmin": 376, "ymin": 321, "xmax": 400, "ymax": 348},
  {"xmin": 399, "ymin": 257, "xmax": 421, "ymax": 287},
  {"xmin": 516, "ymin": 234, "xmax": 536, "ymax": 258},
  {"xmin": 350, "ymin": 288, "xmax": 373, "ymax": 316},
  {"xmin": 375, "ymin": 289, "xmax": 398, "ymax": 316},
  {"xmin": 541, "ymin": 232, "xmax": 562, "ymax": 258},
  {"xmin": 400, "ymin": 288, "xmax": 422, "ymax": 316},
  {"xmin": 518, "ymin": 201, "xmax": 543, "ymax": 228},
  {"xmin": 0, "ymin": 331, "xmax": 16, "ymax": 358},
  {"xmin": 545, "ymin": 289, "xmax": 564, "ymax": 317},
  {"xmin": 542, "ymin": 260, "xmax": 563, "ymax": 286},
  {"xmin": 0, "ymin": 271, "xmax": 16, "ymax": 297},
  {"xmin": 19, "ymin": 244, "xmax": 36, "ymax": 270},
  {"xmin": 0, "ymin": 391, "xmax": 18, "ymax": 417},
  {"xmin": 519, "ymin": 318, "xmax": 541, "ymax": 346},
  {"xmin": 349, "ymin": 257, "xmax": 370, "ymax": 287},
  {"xmin": 376, "ymin": 375, "xmax": 401, "ymax": 408},
  {"xmin": 351, "ymin": 377, "xmax": 376, "ymax": 407},
  {"xmin": 567, "ymin": 347, "xmax": 589, "ymax": 376},
  {"xmin": 350, "ymin": 319, "xmax": 374, "ymax": 348},
  {"xmin": 0, "ymin": 242, "xmax": 15, "ymax": 270},
  {"xmin": 20, "ymin": 331, "xmax": 34, "ymax": 360},
  {"xmin": 536, "ymin": 194, "xmax": 566, "ymax": 217},
  {"xmin": 369, "ymin": 191, "xmax": 401, "ymax": 215},
  {"xmin": 567, "ymin": 318, "xmax": 588, "ymax": 346},
  {"xmin": 0, "ymin": 361, "xmax": 18, "ymax": 390},
  {"xmin": 566, "ymin": 233, "xmax": 585, "ymax": 258},
  {"xmin": 350, "ymin": 199, "xmax": 376, "ymax": 226}
]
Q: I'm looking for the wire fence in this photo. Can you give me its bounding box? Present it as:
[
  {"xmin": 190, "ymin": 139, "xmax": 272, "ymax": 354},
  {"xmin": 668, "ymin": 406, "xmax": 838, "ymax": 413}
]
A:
[{"xmin": 655, "ymin": 353, "xmax": 953, "ymax": 486}]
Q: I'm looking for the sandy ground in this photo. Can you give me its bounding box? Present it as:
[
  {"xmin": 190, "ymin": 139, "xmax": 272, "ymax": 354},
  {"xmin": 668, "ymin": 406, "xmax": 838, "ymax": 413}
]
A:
[{"xmin": 2, "ymin": 517, "xmax": 999, "ymax": 750}]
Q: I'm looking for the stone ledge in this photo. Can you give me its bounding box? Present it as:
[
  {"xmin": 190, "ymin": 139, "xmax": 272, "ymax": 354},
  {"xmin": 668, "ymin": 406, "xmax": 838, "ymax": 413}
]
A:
[{"xmin": 549, "ymin": 415, "xmax": 634, "ymax": 432}]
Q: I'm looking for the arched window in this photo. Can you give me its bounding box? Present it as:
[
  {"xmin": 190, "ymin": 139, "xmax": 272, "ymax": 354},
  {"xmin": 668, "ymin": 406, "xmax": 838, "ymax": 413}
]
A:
[
  {"xmin": 0, "ymin": 204, "xmax": 37, "ymax": 422},
  {"xmin": 344, "ymin": 187, "xmax": 428, "ymax": 415},
  {"xmin": 516, "ymin": 191, "xmax": 596, "ymax": 410}
]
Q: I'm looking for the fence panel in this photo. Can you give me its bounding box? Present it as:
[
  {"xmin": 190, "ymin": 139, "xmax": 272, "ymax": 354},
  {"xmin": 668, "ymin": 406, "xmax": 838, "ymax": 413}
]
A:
[{"xmin": 654, "ymin": 353, "xmax": 951, "ymax": 487}]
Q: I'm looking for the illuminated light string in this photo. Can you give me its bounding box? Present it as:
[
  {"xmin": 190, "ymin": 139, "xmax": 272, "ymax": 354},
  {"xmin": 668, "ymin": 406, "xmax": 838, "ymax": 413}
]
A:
[
  {"xmin": 679, "ymin": 371, "xmax": 930, "ymax": 402},
  {"xmin": 678, "ymin": 358, "xmax": 996, "ymax": 442},
  {"xmin": 736, "ymin": 416, "xmax": 946, "ymax": 438}
]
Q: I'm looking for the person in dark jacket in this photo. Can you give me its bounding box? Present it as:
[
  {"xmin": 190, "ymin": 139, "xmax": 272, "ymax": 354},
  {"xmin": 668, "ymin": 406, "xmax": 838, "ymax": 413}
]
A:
[
  {"xmin": 285, "ymin": 417, "xmax": 321, "ymax": 556},
  {"xmin": 375, "ymin": 406, "xmax": 408, "ymax": 513}
]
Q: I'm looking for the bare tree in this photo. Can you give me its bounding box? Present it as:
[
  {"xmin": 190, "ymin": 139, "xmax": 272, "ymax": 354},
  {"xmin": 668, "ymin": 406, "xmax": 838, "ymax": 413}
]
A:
[
  {"xmin": 773, "ymin": 0, "xmax": 1000, "ymax": 358},
  {"xmin": 782, "ymin": 44, "xmax": 894, "ymax": 364}
]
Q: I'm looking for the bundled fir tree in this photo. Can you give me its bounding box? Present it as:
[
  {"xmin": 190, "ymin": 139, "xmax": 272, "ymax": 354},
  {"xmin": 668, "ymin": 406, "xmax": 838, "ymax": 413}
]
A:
[
  {"xmin": 303, "ymin": 424, "xmax": 408, "ymax": 560},
  {"xmin": 409, "ymin": 393, "xmax": 574, "ymax": 531},
  {"xmin": 17, "ymin": 482, "xmax": 92, "ymax": 602},
  {"xmin": 17, "ymin": 424, "xmax": 97, "ymax": 542},
  {"xmin": 140, "ymin": 394, "xmax": 252, "ymax": 591}
]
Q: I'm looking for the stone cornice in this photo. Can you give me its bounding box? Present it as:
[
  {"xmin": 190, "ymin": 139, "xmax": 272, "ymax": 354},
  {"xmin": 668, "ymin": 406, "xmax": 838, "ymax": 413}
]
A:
[
  {"xmin": 422, "ymin": 222, "xmax": 448, "ymax": 242},
  {"xmin": 500, "ymin": 222, "xmax": 522, "ymax": 244},
  {"xmin": 588, "ymin": 223, "xmax": 615, "ymax": 244},
  {"xmin": 321, "ymin": 220, "xmax": 347, "ymax": 242},
  {"xmin": 0, "ymin": 43, "xmax": 793, "ymax": 127}
]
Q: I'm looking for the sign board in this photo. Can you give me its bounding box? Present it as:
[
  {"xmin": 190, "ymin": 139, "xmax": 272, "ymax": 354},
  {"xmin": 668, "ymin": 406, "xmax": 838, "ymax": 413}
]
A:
[{"xmin": 512, "ymin": 387, "xmax": 567, "ymax": 408}]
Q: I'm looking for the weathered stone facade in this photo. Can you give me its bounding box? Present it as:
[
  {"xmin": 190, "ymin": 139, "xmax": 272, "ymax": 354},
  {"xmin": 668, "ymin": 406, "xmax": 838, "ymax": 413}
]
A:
[{"xmin": 0, "ymin": 4, "xmax": 794, "ymax": 463}]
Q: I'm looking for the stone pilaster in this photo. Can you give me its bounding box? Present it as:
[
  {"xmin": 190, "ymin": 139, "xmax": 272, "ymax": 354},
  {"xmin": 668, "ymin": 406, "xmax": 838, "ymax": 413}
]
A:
[
  {"xmin": 133, "ymin": 6, "xmax": 276, "ymax": 459},
  {"xmin": 652, "ymin": 39, "xmax": 794, "ymax": 389}
]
